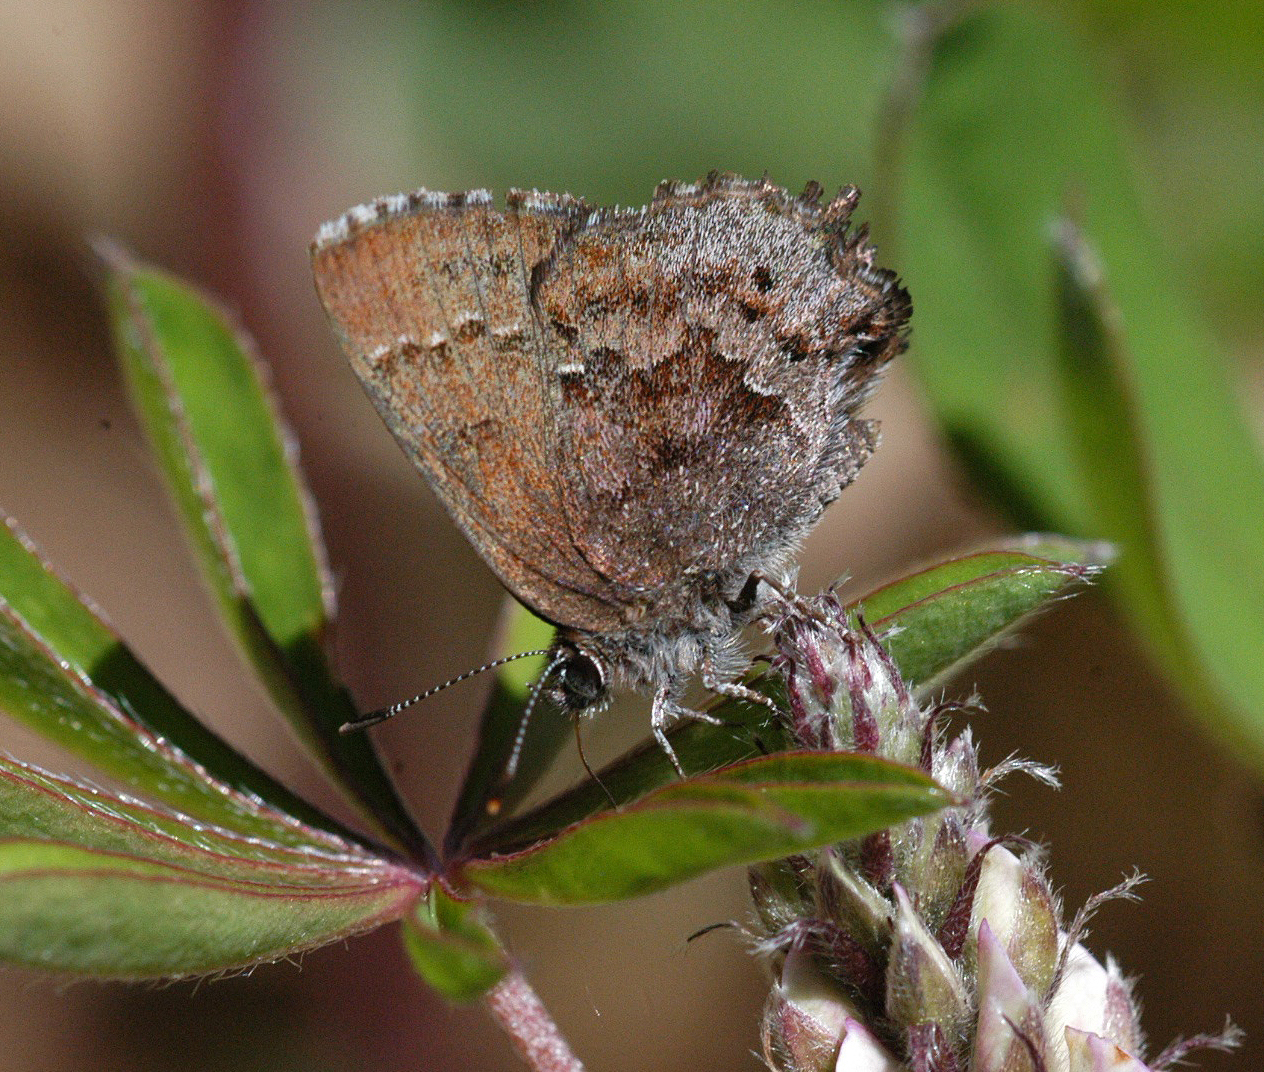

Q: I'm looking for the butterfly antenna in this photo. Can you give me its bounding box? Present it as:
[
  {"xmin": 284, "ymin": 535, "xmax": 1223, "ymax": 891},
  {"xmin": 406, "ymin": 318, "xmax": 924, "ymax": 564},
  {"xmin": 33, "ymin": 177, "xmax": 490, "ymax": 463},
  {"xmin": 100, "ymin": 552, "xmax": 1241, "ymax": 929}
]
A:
[
  {"xmin": 339, "ymin": 649, "xmax": 552, "ymax": 733},
  {"xmin": 503, "ymin": 652, "xmax": 567, "ymax": 779}
]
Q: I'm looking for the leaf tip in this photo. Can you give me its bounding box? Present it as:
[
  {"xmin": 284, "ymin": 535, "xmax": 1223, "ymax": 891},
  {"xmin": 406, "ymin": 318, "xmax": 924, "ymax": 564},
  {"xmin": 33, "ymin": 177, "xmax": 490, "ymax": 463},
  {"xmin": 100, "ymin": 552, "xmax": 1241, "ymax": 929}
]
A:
[{"xmin": 88, "ymin": 234, "xmax": 135, "ymax": 277}]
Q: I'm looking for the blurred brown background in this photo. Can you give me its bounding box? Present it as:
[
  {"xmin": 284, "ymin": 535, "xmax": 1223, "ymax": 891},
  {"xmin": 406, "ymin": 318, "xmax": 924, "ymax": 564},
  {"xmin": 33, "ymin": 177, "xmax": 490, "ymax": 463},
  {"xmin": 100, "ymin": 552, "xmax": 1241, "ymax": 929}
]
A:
[{"xmin": 0, "ymin": 2, "xmax": 1260, "ymax": 1070}]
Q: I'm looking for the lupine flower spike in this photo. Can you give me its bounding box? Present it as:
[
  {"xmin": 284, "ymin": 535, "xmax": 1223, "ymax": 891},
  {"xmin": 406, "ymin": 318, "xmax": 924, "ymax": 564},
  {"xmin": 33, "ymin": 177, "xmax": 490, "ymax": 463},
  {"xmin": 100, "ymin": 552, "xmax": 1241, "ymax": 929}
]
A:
[{"xmin": 754, "ymin": 592, "xmax": 1241, "ymax": 1072}]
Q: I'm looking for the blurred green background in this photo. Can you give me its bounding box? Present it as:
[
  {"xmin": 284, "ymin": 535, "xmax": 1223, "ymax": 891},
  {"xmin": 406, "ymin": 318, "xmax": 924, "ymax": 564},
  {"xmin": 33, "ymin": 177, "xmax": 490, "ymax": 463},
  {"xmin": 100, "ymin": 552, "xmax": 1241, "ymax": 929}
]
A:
[{"xmin": 0, "ymin": 1, "xmax": 1259, "ymax": 1070}]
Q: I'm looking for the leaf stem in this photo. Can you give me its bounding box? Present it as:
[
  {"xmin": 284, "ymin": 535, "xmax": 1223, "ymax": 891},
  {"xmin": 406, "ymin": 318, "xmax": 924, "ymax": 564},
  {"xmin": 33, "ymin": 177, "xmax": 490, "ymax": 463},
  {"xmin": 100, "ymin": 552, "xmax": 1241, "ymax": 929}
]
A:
[{"xmin": 484, "ymin": 969, "xmax": 584, "ymax": 1072}]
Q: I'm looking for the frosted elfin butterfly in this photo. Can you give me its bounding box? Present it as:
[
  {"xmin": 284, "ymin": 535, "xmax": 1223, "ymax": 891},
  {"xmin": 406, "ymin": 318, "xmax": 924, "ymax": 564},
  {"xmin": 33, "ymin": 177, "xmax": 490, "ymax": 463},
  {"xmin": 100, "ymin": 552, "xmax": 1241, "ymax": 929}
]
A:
[{"xmin": 311, "ymin": 172, "xmax": 910, "ymax": 773}]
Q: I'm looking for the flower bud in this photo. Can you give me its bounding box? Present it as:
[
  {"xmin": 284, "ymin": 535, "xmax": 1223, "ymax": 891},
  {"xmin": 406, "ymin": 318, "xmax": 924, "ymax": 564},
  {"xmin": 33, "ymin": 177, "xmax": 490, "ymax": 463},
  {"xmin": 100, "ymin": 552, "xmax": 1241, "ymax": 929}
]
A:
[
  {"xmin": 763, "ymin": 949, "xmax": 860, "ymax": 1072},
  {"xmin": 968, "ymin": 840, "xmax": 1058, "ymax": 994},
  {"xmin": 972, "ymin": 920, "xmax": 1044, "ymax": 1072},
  {"xmin": 885, "ymin": 884, "xmax": 968, "ymax": 1032},
  {"xmin": 1045, "ymin": 945, "xmax": 1144, "ymax": 1072},
  {"xmin": 1063, "ymin": 1028, "xmax": 1150, "ymax": 1072}
]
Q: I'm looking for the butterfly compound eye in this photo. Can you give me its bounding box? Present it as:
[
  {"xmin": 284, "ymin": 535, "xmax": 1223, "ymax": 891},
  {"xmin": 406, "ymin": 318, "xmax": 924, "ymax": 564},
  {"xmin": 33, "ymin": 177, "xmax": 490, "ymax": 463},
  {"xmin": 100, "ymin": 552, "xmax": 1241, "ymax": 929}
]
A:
[{"xmin": 554, "ymin": 648, "xmax": 607, "ymax": 711}]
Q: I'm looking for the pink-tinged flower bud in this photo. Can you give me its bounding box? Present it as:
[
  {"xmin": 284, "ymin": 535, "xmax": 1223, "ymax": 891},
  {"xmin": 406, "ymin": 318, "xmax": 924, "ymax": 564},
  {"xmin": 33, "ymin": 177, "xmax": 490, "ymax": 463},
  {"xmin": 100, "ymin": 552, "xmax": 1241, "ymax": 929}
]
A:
[
  {"xmin": 1045, "ymin": 945, "xmax": 1143, "ymax": 1072},
  {"xmin": 934, "ymin": 731, "xmax": 981, "ymax": 799},
  {"xmin": 763, "ymin": 949, "xmax": 864, "ymax": 1072},
  {"xmin": 972, "ymin": 921, "xmax": 1044, "ymax": 1072},
  {"xmin": 756, "ymin": 599, "xmax": 1236, "ymax": 1072},
  {"xmin": 968, "ymin": 841, "xmax": 1058, "ymax": 994},
  {"xmin": 835, "ymin": 1019, "xmax": 905, "ymax": 1072},
  {"xmin": 771, "ymin": 594, "xmax": 922, "ymax": 761},
  {"xmin": 1063, "ymin": 1028, "xmax": 1150, "ymax": 1072}
]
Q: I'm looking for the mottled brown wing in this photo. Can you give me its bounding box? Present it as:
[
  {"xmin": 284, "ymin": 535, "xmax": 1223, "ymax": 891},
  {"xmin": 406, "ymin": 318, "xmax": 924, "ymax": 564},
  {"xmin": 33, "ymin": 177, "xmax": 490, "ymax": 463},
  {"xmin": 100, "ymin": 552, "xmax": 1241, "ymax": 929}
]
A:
[
  {"xmin": 532, "ymin": 175, "xmax": 909, "ymax": 612},
  {"xmin": 311, "ymin": 189, "xmax": 631, "ymax": 632}
]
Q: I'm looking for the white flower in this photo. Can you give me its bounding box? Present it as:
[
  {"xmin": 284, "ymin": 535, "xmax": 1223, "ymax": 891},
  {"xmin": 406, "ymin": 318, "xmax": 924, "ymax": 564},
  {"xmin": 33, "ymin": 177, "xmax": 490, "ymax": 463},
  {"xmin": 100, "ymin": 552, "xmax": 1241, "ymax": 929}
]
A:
[{"xmin": 835, "ymin": 1019, "xmax": 904, "ymax": 1072}]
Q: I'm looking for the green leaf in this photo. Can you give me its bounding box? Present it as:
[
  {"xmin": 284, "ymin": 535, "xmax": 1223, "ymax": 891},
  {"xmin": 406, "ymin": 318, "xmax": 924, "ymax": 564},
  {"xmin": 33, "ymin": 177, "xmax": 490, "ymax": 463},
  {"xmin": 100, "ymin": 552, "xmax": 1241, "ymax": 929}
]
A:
[
  {"xmin": 0, "ymin": 842, "xmax": 419, "ymax": 979},
  {"xmin": 0, "ymin": 517, "xmax": 350, "ymax": 847},
  {"xmin": 0, "ymin": 754, "xmax": 391, "ymax": 883},
  {"xmin": 1047, "ymin": 220, "xmax": 1264, "ymax": 762},
  {"xmin": 857, "ymin": 535, "xmax": 1111, "ymax": 693},
  {"xmin": 457, "ymin": 752, "xmax": 949, "ymax": 905},
  {"xmin": 0, "ymin": 755, "xmax": 422, "ymax": 979},
  {"xmin": 402, "ymin": 885, "xmax": 510, "ymax": 1003},
  {"xmin": 892, "ymin": 5, "xmax": 1264, "ymax": 765},
  {"xmin": 466, "ymin": 687, "xmax": 790, "ymax": 856},
  {"xmin": 100, "ymin": 246, "xmax": 428, "ymax": 857}
]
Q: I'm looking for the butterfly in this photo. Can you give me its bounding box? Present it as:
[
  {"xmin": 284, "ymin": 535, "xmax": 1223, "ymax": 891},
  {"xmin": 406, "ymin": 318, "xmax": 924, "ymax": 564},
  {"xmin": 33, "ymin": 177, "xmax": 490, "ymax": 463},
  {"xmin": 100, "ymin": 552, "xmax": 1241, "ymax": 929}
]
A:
[{"xmin": 311, "ymin": 172, "xmax": 910, "ymax": 773}]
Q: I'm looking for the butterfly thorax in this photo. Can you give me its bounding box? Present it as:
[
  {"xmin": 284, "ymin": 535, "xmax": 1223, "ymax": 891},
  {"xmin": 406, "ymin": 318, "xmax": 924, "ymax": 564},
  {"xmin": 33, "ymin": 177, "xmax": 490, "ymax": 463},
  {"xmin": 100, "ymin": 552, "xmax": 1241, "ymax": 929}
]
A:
[{"xmin": 545, "ymin": 554, "xmax": 783, "ymax": 715}]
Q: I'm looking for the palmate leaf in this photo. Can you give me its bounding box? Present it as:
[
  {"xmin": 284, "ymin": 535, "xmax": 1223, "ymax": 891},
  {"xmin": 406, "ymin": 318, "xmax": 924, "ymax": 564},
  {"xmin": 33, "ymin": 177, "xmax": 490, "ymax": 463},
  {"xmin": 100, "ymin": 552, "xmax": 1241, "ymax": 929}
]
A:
[
  {"xmin": 0, "ymin": 534, "xmax": 430, "ymax": 978},
  {"xmin": 466, "ymin": 537, "xmax": 1103, "ymax": 851},
  {"xmin": 99, "ymin": 245, "xmax": 429, "ymax": 859},
  {"xmin": 892, "ymin": 4, "xmax": 1264, "ymax": 767},
  {"xmin": 0, "ymin": 753, "xmax": 424, "ymax": 979}
]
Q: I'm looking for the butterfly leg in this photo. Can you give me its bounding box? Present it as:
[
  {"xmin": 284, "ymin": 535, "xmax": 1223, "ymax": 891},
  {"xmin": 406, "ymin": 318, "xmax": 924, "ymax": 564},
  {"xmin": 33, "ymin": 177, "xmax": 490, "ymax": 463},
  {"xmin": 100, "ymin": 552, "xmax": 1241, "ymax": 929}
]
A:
[
  {"xmin": 701, "ymin": 662, "xmax": 777, "ymax": 714},
  {"xmin": 650, "ymin": 690, "xmax": 687, "ymax": 777},
  {"xmin": 651, "ymin": 689, "xmax": 726, "ymax": 778},
  {"xmin": 746, "ymin": 569, "xmax": 831, "ymax": 625}
]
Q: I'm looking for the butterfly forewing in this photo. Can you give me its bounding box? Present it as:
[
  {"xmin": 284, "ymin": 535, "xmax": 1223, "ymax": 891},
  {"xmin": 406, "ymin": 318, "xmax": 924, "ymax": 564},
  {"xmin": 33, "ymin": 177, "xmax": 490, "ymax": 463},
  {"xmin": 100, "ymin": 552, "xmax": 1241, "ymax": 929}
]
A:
[{"xmin": 312, "ymin": 192, "xmax": 628, "ymax": 632}]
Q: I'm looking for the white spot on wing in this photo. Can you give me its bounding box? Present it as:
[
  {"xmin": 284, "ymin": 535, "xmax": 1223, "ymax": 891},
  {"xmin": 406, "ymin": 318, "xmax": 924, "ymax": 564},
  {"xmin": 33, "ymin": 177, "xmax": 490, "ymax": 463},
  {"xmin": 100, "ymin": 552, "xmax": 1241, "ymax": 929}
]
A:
[
  {"xmin": 313, "ymin": 216, "xmax": 350, "ymax": 247},
  {"xmin": 451, "ymin": 312, "xmax": 485, "ymax": 334},
  {"xmin": 365, "ymin": 334, "xmax": 417, "ymax": 366},
  {"xmin": 348, "ymin": 202, "xmax": 379, "ymax": 227},
  {"xmin": 381, "ymin": 192, "xmax": 411, "ymax": 215}
]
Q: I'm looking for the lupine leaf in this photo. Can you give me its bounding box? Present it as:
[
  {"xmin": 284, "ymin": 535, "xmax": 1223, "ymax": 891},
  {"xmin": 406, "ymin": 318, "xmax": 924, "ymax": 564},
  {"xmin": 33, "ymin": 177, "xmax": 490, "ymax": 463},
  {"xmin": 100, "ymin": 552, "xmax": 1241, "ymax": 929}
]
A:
[
  {"xmin": 0, "ymin": 755, "xmax": 423, "ymax": 979},
  {"xmin": 1046, "ymin": 220, "xmax": 1264, "ymax": 761},
  {"xmin": 0, "ymin": 843, "xmax": 420, "ymax": 979},
  {"xmin": 0, "ymin": 517, "xmax": 349, "ymax": 846},
  {"xmin": 0, "ymin": 754, "xmax": 391, "ymax": 881},
  {"xmin": 401, "ymin": 885, "xmax": 510, "ymax": 1002},
  {"xmin": 100, "ymin": 246, "xmax": 429, "ymax": 858},
  {"xmin": 858, "ymin": 535, "xmax": 1110, "ymax": 693},
  {"xmin": 458, "ymin": 752, "xmax": 948, "ymax": 905}
]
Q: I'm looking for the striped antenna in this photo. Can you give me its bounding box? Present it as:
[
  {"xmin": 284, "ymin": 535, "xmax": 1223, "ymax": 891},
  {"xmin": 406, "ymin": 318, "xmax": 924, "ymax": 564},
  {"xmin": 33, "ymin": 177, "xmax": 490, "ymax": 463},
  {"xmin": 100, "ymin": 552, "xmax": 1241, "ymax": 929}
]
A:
[
  {"xmin": 338, "ymin": 649, "xmax": 552, "ymax": 733},
  {"xmin": 502, "ymin": 651, "xmax": 567, "ymax": 779}
]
